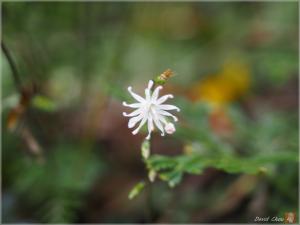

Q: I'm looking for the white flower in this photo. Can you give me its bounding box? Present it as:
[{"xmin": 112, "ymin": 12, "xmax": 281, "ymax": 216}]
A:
[{"xmin": 123, "ymin": 80, "xmax": 180, "ymax": 140}]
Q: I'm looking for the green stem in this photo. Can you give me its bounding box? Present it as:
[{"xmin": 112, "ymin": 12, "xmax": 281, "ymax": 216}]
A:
[{"xmin": 146, "ymin": 137, "xmax": 154, "ymax": 222}]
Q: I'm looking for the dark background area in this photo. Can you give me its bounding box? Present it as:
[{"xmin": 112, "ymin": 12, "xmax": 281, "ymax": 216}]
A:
[{"xmin": 1, "ymin": 2, "xmax": 299, "ymax": 223}]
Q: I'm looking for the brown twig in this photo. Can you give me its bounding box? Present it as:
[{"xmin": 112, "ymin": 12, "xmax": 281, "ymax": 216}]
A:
[{"xmin": 2, "ymin": 41, "xmax": 45, "ymax": 163}]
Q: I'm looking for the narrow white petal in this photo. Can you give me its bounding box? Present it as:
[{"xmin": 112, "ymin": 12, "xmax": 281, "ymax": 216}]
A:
[
  {"xmin": 128, "ymin": 113, "xmax": 144, "ymax": 128},
  {"xmin": 128, "ymin": 87, "xmax": 145, "ymax": 103},
  {"xmin": 157, "ymin": 104, "xmax": 180, "ymax": 112},
  {"xmin": 151, "ymin": 109, "xmax": 165, "ymax": 136},
  {"xmin": 151, "ymin": 86, "xmax": 162, "ymax": 101},
  {"xmin": 145, "ymin": 80, "xmax": 154, "ymax": 101},
  {"xmin": 157, "ymin": 114, "xmax": 168, "ymax": 125},
  {"xmin": 132, "ymin": 115, "xmax": 148, "ymax": 135},
  {"xmin": 147, "ymin": 80, "xmax": 154, "ymax": 90},
  {"xmin": 156, "ymin": 109, "xmax": 178, "ymax": 122},
  {"xmin": 123, "ymin": 101, "xmax": 142, "ymax": 108},
  {"xmin": 146, "ymin": 113, "xmax": 154, "ymax": 140},
  {"xmin": 148, "ymin": 114, "xmax": 154, "ymax": 131},
  {"xmin": 123, "ymin": 108, "xmax": 142, "ymax": 117},
  {"xmin": 145, "ymin": 88, "xmax": 151, "ymax": 101},
  {"xmin": 156, "ymin": 94, "xmax": 173, "ymax": 104}
]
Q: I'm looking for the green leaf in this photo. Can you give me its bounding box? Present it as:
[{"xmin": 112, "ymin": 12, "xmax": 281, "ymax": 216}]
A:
[
  {"xmin": 128, "ymin": 181, "xmax": 145, "ymax": 200},
  {"xmin": 146, "ymin": 155, "xmax": 177, "ymax": 171},
  {"xmin": 159, "ymin": 171, "xmax": 182, "ymax": 188}
]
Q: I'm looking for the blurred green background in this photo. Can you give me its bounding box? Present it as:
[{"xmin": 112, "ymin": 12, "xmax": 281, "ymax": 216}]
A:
[{"xmin": 1, "ymin": 2, "xmax": 298, "ymax": 223}]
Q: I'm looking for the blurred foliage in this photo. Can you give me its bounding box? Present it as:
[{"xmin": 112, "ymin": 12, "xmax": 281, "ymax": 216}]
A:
[
  {"xmin": 31, "ymin": 95, "xmax": 57, "ymax": 112},
  {"xmin": 3, "ymin": 139, "xmax": 105, "ymax": 223},
  {"xmin": 2, "ymin": 1, "xmax": 298, "ymax": 223}
]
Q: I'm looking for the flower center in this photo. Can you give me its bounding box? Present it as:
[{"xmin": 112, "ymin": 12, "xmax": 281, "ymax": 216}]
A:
[
  {"xmin": 146, "ymin": 102, "xmax": 154, "ymax": 111},
  {"xmin": 146, "ymin": 102, "xmax": 156, "ymax": 118}
]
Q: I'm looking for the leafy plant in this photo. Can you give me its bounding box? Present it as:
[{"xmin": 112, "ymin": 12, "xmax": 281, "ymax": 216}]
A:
[
  {"xmin": 146, "ymin": 151, "xmax": 298, "ymax": 188},
  {"xmin": 143, "ymin": 98, "xmax": 298, "ymax": 188},
  {"xmin": 9, "ymin": 144, "xmax": 105, "ymax": 223}
]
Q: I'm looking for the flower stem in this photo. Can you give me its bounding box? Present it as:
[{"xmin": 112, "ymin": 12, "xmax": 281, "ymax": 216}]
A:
[{"xmin": 146, "ymin": 137, "xmax": 154, "ymax": 222}]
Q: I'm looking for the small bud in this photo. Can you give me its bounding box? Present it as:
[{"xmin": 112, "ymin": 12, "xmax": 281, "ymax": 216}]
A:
[
  {"xmin": 141, "ymin": 140, "xmax": 150, "ymax": 159},
  {"xmin": 154, "ymin": 76, "xmax": 166, "ymax": 85},
  {"xmin": 164, "ymin": 123, "xmax": 176, "ymax": 134},
  {"xmin": 148, "ymin": 170, "xmax": 157, "ymax": 182},
  {"xmin": 128, "ymin": 181, "xmax": 145, "ymax": 200}
]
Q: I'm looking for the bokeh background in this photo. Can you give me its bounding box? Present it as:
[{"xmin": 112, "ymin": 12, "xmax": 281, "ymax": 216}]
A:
[{"xmin": 1, "ymin": 2, "xmax": 299, "ymax": 223}]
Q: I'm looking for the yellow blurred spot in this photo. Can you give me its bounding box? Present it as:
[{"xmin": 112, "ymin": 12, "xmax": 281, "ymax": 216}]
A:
[
  {"xmin": 259, "ymin": 167, "xmax": 268, "ymax": 174},
  {"xmin": 189, "ymin": 60, "xmax": 251, "ymax": 107},
  {"xmin": 183, "ymin": 144, "xmax": 194, "ymax": 155}
]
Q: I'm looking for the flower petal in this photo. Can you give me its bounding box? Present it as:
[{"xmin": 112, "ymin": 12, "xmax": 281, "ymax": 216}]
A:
[
  {"xmin": 156, "ymin": 109, "xmax": 178, "ymax": 122},
  {"xmin": 123, "ymin": 108, "xmax": 142, "ymax": 117},
  {"xmin": 147, "ymin": 80, "xmax": 154, "ymax": 90},
  {"xmin": 157, "ymin": 114, "xmax": 168, "ymax": 125},
  {"xmin": 151, "ymin": 109, "xmax": 165, "ymax": 136},
  {"xmin": 128, "ymin": 113, "xmax": 144, "ymax": 128},
  {"xmin": 128, "ymin": 87, "xmax": 145, "ymax": 103},
  {"xmin": 132, "ymin": 115, "xmax": 148, "ymax": 135},
  {"xmin": 151, "ymin": 86, "xmax": 163, "ymax": 101},
  {"xmin": 145, "ymin": 88, "xmax": 151, "ymax": 102},
  {"xmin": 157, "ymin": 104, "xmax": 180, "ymax": 112},
  {"xmin": 123, "ymin": 101, "xmax": 142, "ymax": 108},
  {"xmin": 156, "ymin": 94, "xmax": 173, "ymax": 105},
  {"xmin": 145, "ymin": 80, "xmax": 154, "ymax": 101},
  {"xmin": 146, "ymin": 114, "xmax": 154, "ymax": 140}
]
